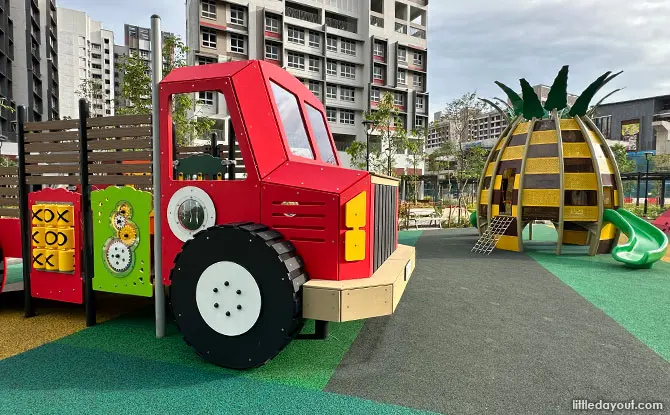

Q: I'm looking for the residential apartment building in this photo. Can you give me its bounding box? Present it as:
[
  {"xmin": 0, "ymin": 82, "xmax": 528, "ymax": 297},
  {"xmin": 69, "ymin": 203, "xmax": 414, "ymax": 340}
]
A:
[
  {"xmin": 0, "ymin": 0, "xmax": 15, "ymax": 140},
  {"xmin": 9, "ymin": 0, "xmax": 59, "ymax": 131},
  {"xmin": 113, "ymin": 24, "xmax": 172, "ymax": 109},
  {"xmin": 56, "ymin": 7, "xmax": 114, "ymax": 119},
  {"xmin": 184, "ymin": 0, "xmax": 429, "ymax": 171}
]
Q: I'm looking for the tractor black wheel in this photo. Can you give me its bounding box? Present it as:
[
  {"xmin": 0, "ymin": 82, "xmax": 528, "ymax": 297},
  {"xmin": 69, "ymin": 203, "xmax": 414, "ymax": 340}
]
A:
[{"xmin": 169, "ymin": 223, "xmax": 307, "ymax": 369}]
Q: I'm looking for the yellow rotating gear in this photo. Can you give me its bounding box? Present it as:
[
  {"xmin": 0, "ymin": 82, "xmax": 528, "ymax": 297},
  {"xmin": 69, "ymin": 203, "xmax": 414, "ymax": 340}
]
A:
[
  {"xmin": 117, "ymin": 202, "xmax": 132, "ymax": 218},
  {"xmin": 119, "ymin": 223, "xmax": 138, "ymax": 247}
]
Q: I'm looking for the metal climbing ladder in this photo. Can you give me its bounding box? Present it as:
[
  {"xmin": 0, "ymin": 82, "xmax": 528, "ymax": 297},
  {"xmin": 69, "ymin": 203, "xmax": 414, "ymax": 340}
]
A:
[{"xmin": 471, "ymin": 215, "xmax": 516, "ymax": 254}]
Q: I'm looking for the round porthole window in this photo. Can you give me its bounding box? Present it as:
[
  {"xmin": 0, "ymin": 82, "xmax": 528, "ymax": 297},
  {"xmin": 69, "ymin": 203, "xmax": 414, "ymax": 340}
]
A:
[{"xmin": 168, "ymin": 186, "xmax": 216, "ymax": 242}]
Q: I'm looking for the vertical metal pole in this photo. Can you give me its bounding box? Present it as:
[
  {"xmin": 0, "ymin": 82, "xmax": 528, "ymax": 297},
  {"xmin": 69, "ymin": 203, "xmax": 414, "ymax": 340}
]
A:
[
  {"xmin": 644, "ymin": 158, "xmax": 649, "ymax": 216},
  {"xmin": 210, "ymin": 132, "xmax": 218, "ymax": 157},
  {"xmin": 16, "ymin": 106, "xmax": 34, "ymax": 318},
  {"xmin": 366, "ymin": 132, "xmax": 370, "ymax": 171},
  {"xmin": 151, "ymin": 15, "xmax": 165, "ymax": 338},
  {"xmin": 78, "ymin": 99, "xmax": 95, "ymax": 327},
  {"xmin": 661, "ymin": 178, "xmax": 666, "ymax": 209},
  {"xmin": 228, "ymin": 119, "xmax": 236, "ymax": 180},
  {"xmin": 636, "ymin": 172, "xmax": 641, "ymax": 207}
]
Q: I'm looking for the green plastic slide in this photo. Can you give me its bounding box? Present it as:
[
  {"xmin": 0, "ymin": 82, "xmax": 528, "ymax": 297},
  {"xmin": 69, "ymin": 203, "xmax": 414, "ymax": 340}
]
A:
[{"xmin": 602, "ymin": 208, "xmax": 669, "ymax": 269}]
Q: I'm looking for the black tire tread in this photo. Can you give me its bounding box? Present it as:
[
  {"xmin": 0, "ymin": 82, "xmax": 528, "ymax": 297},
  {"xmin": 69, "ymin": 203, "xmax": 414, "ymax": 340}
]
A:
[{"xmin": 169, "ymin": 222, "xmax": 308, "ymax": 369}]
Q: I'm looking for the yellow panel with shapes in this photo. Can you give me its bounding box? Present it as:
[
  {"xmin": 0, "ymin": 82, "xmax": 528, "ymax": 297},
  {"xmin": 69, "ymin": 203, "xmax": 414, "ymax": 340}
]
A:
[
  {"xmin": 564, "ymin": 206, "xmax": 598, "ymax": 221},
  {"xmin": 345, "ymin": 191, "xmax": 366, "ymax": 229}
]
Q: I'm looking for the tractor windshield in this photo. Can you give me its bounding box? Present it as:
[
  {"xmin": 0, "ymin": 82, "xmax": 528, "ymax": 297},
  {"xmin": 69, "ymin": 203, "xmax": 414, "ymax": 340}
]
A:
[{"xmin": 269, "ymin": 80, "xmax": 339, "ymax": 166}]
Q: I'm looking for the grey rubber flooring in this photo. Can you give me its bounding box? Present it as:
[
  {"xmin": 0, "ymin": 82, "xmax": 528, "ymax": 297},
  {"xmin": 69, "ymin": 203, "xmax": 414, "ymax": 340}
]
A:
[{"xmin": 325, "ymin": 229, "xmax": 670, "ymax": 415}]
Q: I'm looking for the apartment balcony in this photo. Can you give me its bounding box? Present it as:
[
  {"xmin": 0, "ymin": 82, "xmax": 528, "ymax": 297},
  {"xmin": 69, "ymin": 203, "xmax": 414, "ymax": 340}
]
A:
[
  {"xmin": 370, "ymin": 13, "xmax": 384, "ymax": 28},
  {"xmin": 395, "ymin": 21, "xmax": 408, "ymax": 35},
  {"xmin": 653, "ymin": 111, "xmax": 670, "ymax": 122},
  {"xmin": 409, "ymin": 25, "xmax": 426, "ymax": 39},
  {"xmin": 325, "ymin": 12, "xmax": 357, "ymax": 34},
  {"xmin": 408, "ymin": 0, "xmax": 428, "ymax": 6},
  {"xmin": 285, "ymin": 5, "xmax": 321, "ymax": 25}
]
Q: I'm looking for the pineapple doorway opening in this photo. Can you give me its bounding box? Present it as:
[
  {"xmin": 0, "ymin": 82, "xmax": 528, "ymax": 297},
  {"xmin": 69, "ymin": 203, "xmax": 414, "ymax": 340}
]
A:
[{"xmin": 500, "ymin": 168, "xmax": 516, "ymax": 215}]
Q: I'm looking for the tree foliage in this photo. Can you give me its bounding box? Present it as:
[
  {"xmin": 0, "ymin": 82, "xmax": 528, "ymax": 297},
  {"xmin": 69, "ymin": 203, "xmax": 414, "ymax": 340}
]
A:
[
  {"xmin": 117, "ymin": 34, "xmax": 214, "ymax": 146},
  {"xmin": 403, "ymin": 128, "xmax": 427, "ymax": 202},
  {"xmin": 344, "ymin": 140, "xmax": 368, "ymax": 170},
  {"xmin": 652, "ymin": 154, "xmax": 670, "ymax": 172},
  {"xmin": 365, "ymin": 92, "xmax": 407, "ymax": 176},
  {"xmin": 611, "ymin": 143, "xmax": 636, "ymax": 173}
]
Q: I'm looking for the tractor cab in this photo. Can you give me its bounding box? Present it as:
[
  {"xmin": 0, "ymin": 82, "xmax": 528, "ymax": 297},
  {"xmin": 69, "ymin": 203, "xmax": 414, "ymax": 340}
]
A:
[{"xmin": 158, "ymin": 60, "xmax": 415, "ymax": 369}]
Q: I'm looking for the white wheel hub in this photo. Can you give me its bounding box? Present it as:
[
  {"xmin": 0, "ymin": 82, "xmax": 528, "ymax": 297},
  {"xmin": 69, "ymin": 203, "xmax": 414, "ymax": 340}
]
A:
[{"xmin": 195, "ymin": 261, "xmax": 262, "ymax": 336}]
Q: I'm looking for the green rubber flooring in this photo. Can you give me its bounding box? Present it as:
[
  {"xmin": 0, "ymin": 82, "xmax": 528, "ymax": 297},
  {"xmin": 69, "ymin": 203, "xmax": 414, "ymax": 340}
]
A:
[{"xmin": 523, "ymin": 224, "xmax": 670, "ymax": 361}]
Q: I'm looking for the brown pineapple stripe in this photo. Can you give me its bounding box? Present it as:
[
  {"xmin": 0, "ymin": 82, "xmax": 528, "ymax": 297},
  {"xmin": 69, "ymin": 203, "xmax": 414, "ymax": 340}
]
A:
[
  {"xmin": 492, "ymin": 190, "xmax": 520, "ymax": 204},
  {"xmin": 522, "ymin": 206, "xmax": 559, "ymax": 221},
  {"xmin": 564, "ymin": 158, "xmax": 594, "ymax": 173},
  {"xmin": 502, "ymin": 217, "xmax": 518, "ymax": 236},
  {"xmin": 560, "ymin": 130, "xmax": 585, "ymax": 142},
  {"xmin": 482, "ymin": 176, "xmax": 492, "ymax": 189},
  {"xmin": 563, "ymin": 222, "xmax": 588, "ymax": 231},
  {"xmin": 526, "ymin": 144, "xmax": 559, "ymax": 158},
  {"xmin": 564, "ymin": 190, "xmax": 598, "ymax": 206},
  {"xmin": 496, "ymin": 159, "xmax": 522, "ymax": 173},
  {"xmin": 533, "ymin": 120, "xmax": 555, "ymax": 131},
  {"xmin": 598, "ymin": 239, "xmax": 617, "ymax": 254},
  {"xmin": 523, "ymin": 174, "xmax": 560, "ymax": 189},
  {"xmin": 508, "ymin": 134, "xmax": 527, "ymax": 146}
]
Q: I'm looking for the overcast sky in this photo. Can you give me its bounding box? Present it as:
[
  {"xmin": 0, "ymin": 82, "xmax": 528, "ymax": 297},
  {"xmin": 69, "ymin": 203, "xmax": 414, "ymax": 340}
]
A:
[{"xmin": 59, "ymin": 0, "xmax": 670, "ymax": 117}]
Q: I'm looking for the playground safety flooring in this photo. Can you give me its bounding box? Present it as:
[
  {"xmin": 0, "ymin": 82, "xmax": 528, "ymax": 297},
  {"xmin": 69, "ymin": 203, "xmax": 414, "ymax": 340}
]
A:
[{"xmin": 1, "ymin": 227, "xmax": 669, "ymax": 414}]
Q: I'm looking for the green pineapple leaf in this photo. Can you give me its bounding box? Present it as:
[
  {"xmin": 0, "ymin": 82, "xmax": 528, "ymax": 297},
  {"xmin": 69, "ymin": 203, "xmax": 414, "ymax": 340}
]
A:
[
  {"xmin": 494, "ymin": 81, "xmax": 524, "ymax": 116},
  {"xmin": 520, "ymin": 78, "xmax": 545, "ymax": 119},
  {"xmin": 479, "ymin": 98, "xmax": 511, "ymax": 123},
  {"xmin": 568, "ymin": 71, "xmax": 612, "ymax": 116},
  {"xmin": 544, "ymin": 65, "xmax": 569, "ymax": 111}
]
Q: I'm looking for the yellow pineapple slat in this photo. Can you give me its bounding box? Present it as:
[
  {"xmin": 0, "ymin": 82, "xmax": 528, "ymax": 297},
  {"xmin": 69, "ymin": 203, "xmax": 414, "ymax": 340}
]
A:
[
  {"xmin": 522, "ymin": 189, "xmax": 560, "ymax": 207},
  {"xmin": 564, "ymin": 206, "xmax": 598, "ymax": 221},
  {"xmin": 562, "ymin": 143, "xmax": 591, "ymax": 158},
  {"xmin": 501, "ymin": 146, "xmax": 524, "ymax": 160},
  {"xmin": 560, "ymin": 119, "xmax": 580, "ymax": 130},
  {"xmin": 564, "ymin": 173, "xmax": 598, "ymax": 190},
  {"xmin": 529, "ymin": 130, "xmax": 558, "ymax": 145},
  {"xmin": 513, "ymin": 122, "xmax": 530, "ymax": 135},
  {"xmin": 525, "ymin": 158, "xmax": 560, "ymax": 174}
]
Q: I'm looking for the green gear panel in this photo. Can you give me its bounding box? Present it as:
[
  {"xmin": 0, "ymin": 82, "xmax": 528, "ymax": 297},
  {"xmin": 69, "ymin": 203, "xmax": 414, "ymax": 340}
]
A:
[
  {"xmin": 92, "ymin": 186, "xmax": 153, "ymax": 297},
  {"xmin": 176, "ymin": 154, "xmax": 229, "ymax": 181}
]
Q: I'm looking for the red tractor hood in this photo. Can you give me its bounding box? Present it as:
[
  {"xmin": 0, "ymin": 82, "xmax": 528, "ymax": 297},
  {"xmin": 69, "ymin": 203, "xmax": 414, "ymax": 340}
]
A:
[{"xmin": 262, "ymin": 161, "xmax": 369, "ymax": 195}]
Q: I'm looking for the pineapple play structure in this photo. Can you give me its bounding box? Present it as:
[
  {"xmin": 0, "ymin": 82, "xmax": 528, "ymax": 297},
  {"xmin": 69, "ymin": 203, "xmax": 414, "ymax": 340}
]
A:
[{"xmin": 474, "ymin": 66, "xmax": 668, "ymax": 268}]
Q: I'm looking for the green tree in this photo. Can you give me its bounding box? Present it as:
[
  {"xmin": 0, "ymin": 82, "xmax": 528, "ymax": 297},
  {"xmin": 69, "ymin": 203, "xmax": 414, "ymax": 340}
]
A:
[
  {"xmin": 611, "ymin": 143, "xmax": 636, "ymax": 173},
  {"xmin": 404, "ymin": 128, "xmax": 427, "ymax": 202},
  {"xmin": 117, "ymin": 34, "xmax": 214, "ymax": 146},
  {"xmin": 76, "ymin": 78, "xmax": 105, "ymax": 116},
  {"xmin": 344, "ymin": 140, "xmax": 368, "ymax": 170},
  {"xmin": 652, "ymin": 154, "xmax": 670, "ymax": 172},
  {"xmin": 366, "ymin": 92, "xmax": 407, "ymax": 176},
  {"xmin": 438, "ymin": 92, "xmax": 489, "ymax": 210}
]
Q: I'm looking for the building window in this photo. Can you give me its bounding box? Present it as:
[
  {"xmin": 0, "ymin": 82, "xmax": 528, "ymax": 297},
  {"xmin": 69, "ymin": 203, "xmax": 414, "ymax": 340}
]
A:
[
  {"xmin": 340, "ymin": 63, "xmax": 355, "ymax": 79},
  {"xmin": 265, "ymin": 44, "xmax": 279, "ymax": 60},
  {"xmin": 287, "ymin": 26, "xmax": 304, "ymax": 44},
  {"xmin": 326, "ymin": 60, "xmax": 337, "ymax": 76},
  {"xmin": 308, "ymin": 31, "xmax": 320, "ymax": 48},
  {"xmin": 230, "ymin": 34, "xmax": 246, "ymax": 54},
  {"xmin": 416, "ymin": 96, "xmax": 425, "ymax": 110},
  {"xmin": 413, "ymin": 52, "xmax": 423, "ymax": 67},
  {"xmin": 397, "ymin": 70, "xmax": 406, "ymax": 85},
  {"xmin": 198, "ymin": 91, "xmax": 214, "ymax": 106},
  {"xmin": 397, "ymin": 48, "xmax": 406, "ymax": 63},
  {"xmin": 415, "ymin": 117, "xmax": 425, "ymax": 129},
  {"xmin": 340, "ymin": 109, "xmax": 355, "ymax": 125},
  {"xmin": 287, "ymin": 52, "xmax": 305, "ymax": 70},
  {"xmin": 413, "ymin": 75, "xmax": 424, "ymax": 89},
  {"xmin": 308, "ymin": 56, "xmax": 320, "ymax": 72},
  {"xmin": 394, "ymin": 93, "xmax": 405, "ymax": 107},
  {"xmin": 308, "ymin": 80, "xmax": 320, "ymax": 97},
  {"xmin": 265, "ymin": 15, "xmax": 280, "ymax": 33},
  {"xmin": 370, "ymin": 88, "xmax": 380, "ymax": 102},
  {"xmin": 326, "ymin": 84, "xmax": 337, "ymax": 99},
  {"xmin": 202, "ymin": 29, "xmax": 216, "ymax": 48},
  {"xmin": 326, "ymin": 36, "xmax": 337, "ymax": 52},
  {"xmin": 373, "ymin": 41, "xmax": 384, "ymax": 58},
  {"xmin": 340, "ymin": 86, "xmax": 355, "ymax": 102},
  {"xmin": 373, "ymin": 66, "xmax": 383, "ymax": 81},
  {"xmin": 201, "ymin": 0, "xmax": 216, "ymax": 19},
  {"xmin": 230, "ymin": 5, "xmax": 245, "ymax": 25},
  {"xmin": 340, "ymin": 39, "xmax": 356, "ymax": 56},
  {"xmin": 326, "ymin": 108, "xmax": 337, "ymax": 122},
  {"xmin": 270, "ymin": 81, "xmax": 314, "ymax": 159},
  {"xmin": 198, "ymin": 55, "xmax": 216, "ymax": 65}
]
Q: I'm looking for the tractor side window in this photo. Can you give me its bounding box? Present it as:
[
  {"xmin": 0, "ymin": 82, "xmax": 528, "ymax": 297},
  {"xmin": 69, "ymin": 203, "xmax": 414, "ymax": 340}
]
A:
[
  {"xmin": 173, "ymin": 90, "xmax": 246, "ymax": 181},
  {"xmin": 305, "ymin": 104, "xmax": 337, "ymax": 165},
  {"xmin": 270, "ymin": 81, "xmax": 315, "ymax": 160}
]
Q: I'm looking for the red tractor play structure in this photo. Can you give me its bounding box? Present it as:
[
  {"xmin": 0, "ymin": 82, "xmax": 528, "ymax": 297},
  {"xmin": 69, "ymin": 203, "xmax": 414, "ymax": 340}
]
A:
[{"xmin": 0, "ymin": 59, "xmax": 416, "ymax": 369}]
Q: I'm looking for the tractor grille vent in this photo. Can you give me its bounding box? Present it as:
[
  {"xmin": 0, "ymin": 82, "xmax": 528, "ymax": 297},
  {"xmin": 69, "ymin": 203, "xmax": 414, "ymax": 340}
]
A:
[{"xmin": 373, "ymin": 184, "xmax": 398, "ymax": 272}]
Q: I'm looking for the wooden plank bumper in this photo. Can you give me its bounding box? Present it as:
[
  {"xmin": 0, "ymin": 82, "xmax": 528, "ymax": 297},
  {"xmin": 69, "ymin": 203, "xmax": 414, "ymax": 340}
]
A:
[{"xmin": 302, "ymin": 244, "xmax": 416, "ymax": 322}]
